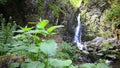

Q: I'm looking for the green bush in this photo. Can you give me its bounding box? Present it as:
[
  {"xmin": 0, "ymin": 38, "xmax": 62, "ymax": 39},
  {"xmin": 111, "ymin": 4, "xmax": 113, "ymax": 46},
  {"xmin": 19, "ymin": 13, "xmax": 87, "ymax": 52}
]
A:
[{"xmin": 7, "ymin": 20, "xmax": 79, "ymax": 68}]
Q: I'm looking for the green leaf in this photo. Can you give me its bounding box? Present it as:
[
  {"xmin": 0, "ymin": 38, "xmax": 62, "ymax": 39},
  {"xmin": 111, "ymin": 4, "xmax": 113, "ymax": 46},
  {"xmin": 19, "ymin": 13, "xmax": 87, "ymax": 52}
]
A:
[
  {"xmin": 13, "ymin": 34, "xmax": 26, "ymax": 39},
  {"xmin": 27, "ymin": 30, "xmax": 48, "ymax": 36},
  {"xmin": 11, "ymin": 41, "xmax": 23, "ymax": 47},
  {"xmin": 96, "ymin": 63, "xmax": 109, "ymax": 68},
  {"xmin": 10, "ymin": 46, "xmax": 27, "ymax": 52},
  {"xmin": 10, "ymin": 62, "xmax": 20, "ymax": 68},
  {"xmin": 14, "ymin": 30, "xmax": 24, "ymax": 33},
  {"xmin": 107, "ymin": 55, "xmax": 116, "ymax": 59},
  {"xmin": 101, "ymin": 47, "xmax": 108, "ymax": 51},
  {"xmin": 97, "ymin": 53, "xmax": 103, "ymax": 56},
  {"xmin": 48, "ymin": 58, "xmax": 72, "ymax": 67},
  {"xmin": 20, "ymin": 26, "xmax": 33, "ymax": 32},
  {"xmin": 21, "ymin": 61, "xmax": 45, "ymax": 68},
  {"xmin": 47, "ymin": 25, "xmax": 64, "ymax": 33},
  {"xmin": 70, "ymin": 0, "xmax": 82, "ymax": 8},
  {"xmin": 80, "ymin": 63, "xmax": 96, "ymax": 68},
  {"xmin": 27, "ymin": 44, "xmax": 39, "ymax": 53},
  {"xmin": 40, "ymin": 40, "xmax": 58, "ymax": 56},
  {"xmin": 31, "ymin": 35, "xmax": 41, "ymax": 43},
  {"xmin": 36, "ymin": 20, "xmax": 49, "ymax": 29}
]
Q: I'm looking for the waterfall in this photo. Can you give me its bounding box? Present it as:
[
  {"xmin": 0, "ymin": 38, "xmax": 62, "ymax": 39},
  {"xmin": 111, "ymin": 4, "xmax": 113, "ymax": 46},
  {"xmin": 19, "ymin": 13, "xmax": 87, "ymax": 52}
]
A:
[{"xmin": 74, "ymin": 13, "xmax": 84, "ymax": 50}]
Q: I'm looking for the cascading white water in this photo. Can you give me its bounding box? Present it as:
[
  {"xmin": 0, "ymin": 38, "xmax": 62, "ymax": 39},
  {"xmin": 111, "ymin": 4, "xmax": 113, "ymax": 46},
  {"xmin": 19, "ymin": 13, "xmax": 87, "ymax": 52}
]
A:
[{"xmin": 74, "ymin": 13, "xmax": 84, "ymax": 50}]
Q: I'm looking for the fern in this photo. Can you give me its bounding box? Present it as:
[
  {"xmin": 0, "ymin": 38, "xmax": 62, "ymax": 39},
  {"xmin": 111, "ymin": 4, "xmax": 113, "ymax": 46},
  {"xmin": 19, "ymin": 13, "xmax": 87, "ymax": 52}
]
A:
[{"xmin": 0, "ymin": 15, "xmax": 17, "ymax": 55}]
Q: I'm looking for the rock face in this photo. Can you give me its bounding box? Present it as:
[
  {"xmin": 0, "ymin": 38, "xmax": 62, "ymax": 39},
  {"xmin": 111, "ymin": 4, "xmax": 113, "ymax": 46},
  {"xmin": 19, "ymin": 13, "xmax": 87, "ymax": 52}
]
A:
[{"xmin": 78, "ymin": 0, "xmax": 114, "ymax": 41}]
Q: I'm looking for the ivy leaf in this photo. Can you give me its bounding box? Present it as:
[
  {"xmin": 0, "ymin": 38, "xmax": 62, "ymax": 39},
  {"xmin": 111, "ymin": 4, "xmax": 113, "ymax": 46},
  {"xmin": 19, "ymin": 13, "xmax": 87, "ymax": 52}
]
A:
[
  {"xmin": 48, "ymin": 58, "xmax": 72, "ymax": 67},
  {"xmin": 40, "ymin": 40, "xmax": 58, "ymax": 56},
  {"xmin": 47, "ymin": 25, "xmax": 64, "ymax": 33}
]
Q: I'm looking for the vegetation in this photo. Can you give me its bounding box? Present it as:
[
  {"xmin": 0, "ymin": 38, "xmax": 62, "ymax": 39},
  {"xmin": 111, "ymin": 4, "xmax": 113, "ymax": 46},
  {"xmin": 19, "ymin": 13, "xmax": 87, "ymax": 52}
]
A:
[{"xmin": 0, "ymin": 0, "xmax": 120, "ymax": 68}]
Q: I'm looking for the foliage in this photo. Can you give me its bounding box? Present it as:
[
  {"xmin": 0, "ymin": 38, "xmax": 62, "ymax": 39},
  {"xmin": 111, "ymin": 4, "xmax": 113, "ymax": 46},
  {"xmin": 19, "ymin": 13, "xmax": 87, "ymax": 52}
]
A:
[
  {"xmin": 38, "ymin": 0, "xmax": 66, "ymax": 18},
  {"xmin": 105, "ymin": 0, "xmax": 120, "ymax": 23},
  {"xmin": 49, "ymin": 4, "xmax": 65, "ymax": 18},
  {"xmin": 104, "ymin": 0, "xmax": 120, "ymax": 34},
  {"xmin": 97, "ymin": 43, "xmax": 116, "ymax": 59},
  {"xmin": 56, "ymin": 42, "xmax": 78, "ymax": 63},
  {"xmin": 70, "ymin": 0, "xmax": 82, "ymax": 8},
  {"xmin": 1, "ymin": 20, "xmax": 78, "ymax": 68},
  {"xmin": 0, "ymin": 15, "xmax": 17, "ymax": 56},
  {"xmin": 40, "ymin": 40, "xmax": 57, "ymax": 56},
  {"xmin": 48, "ymin": 58, "xmax": 72, "ymax": 67},
  {"xmin": 80, "ymin": 63, "xmax": 110, "ymax": 68},
  {"xmin": 70, "ymin": 0, "xmax": 89, "ymax": 8}
]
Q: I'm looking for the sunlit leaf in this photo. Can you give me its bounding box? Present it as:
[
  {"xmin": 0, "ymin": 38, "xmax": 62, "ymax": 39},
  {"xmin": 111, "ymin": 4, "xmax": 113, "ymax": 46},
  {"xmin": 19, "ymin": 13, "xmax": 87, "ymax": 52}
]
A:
[
  {"xmin": 19, "ymin": 26, "xmax": 33, "ymax": 32},
  {"xmin": 70, "ymin": 0, "xmax": 82, "ymax": 8},
  {"xmin": 47, "ymin": 25, "xmax": 64, "ymax": 33},
  {"xmin": 36, "ymin": 20, "xmax": 49, "ymax": 29},
  {"xmin": 31, "ymin": 35, "xmax": 41, "ymax": 43}
]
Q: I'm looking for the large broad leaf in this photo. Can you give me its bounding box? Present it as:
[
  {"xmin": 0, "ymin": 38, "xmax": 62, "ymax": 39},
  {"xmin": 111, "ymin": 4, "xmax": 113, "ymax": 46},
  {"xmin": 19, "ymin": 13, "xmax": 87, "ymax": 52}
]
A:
[
  {"xmin": 47, "ymin": 25, "xmax": 64, "ymax": 33},
  {"xmin": 36, "ymin": 20, "xmax": 49, "ymax": 29},
  {"xmin": 40, "ymin": 40, "xmax": 57, "ymax": 56},
  {"xmin": 80, "ymin": 63, "xmax": 96, "ymax": 68},
  {"xmin": 10, "ymin": 46, "xmax": 27, "ymax": 52},
  {"xmin": 96, "ymin": 63, "xmax": 109, "ymax": 68},
  {"xmin": 70, "ymin": 0, "xmax": 82, "ymax": 8},
  {"xmin": 48, "ymin": 58, "xmax": 72, "ymax": 67},
  {"xmin": 10, "ymin": 62, "xmax": 20, "ymax": 68},
  {"xmin": 21, "ymin": 61, "xmax": 45, "ymax": 68},
  {"xmin": 27, "ymin": 44, "xmax": 39, "ymax": 53}
]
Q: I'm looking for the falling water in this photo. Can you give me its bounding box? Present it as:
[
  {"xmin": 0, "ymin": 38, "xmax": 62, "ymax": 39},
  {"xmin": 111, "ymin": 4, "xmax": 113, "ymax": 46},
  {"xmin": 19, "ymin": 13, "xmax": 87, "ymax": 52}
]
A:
[{"xmin": 74, "ymin": 13, "xmax": 84, "ymax": 50}]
